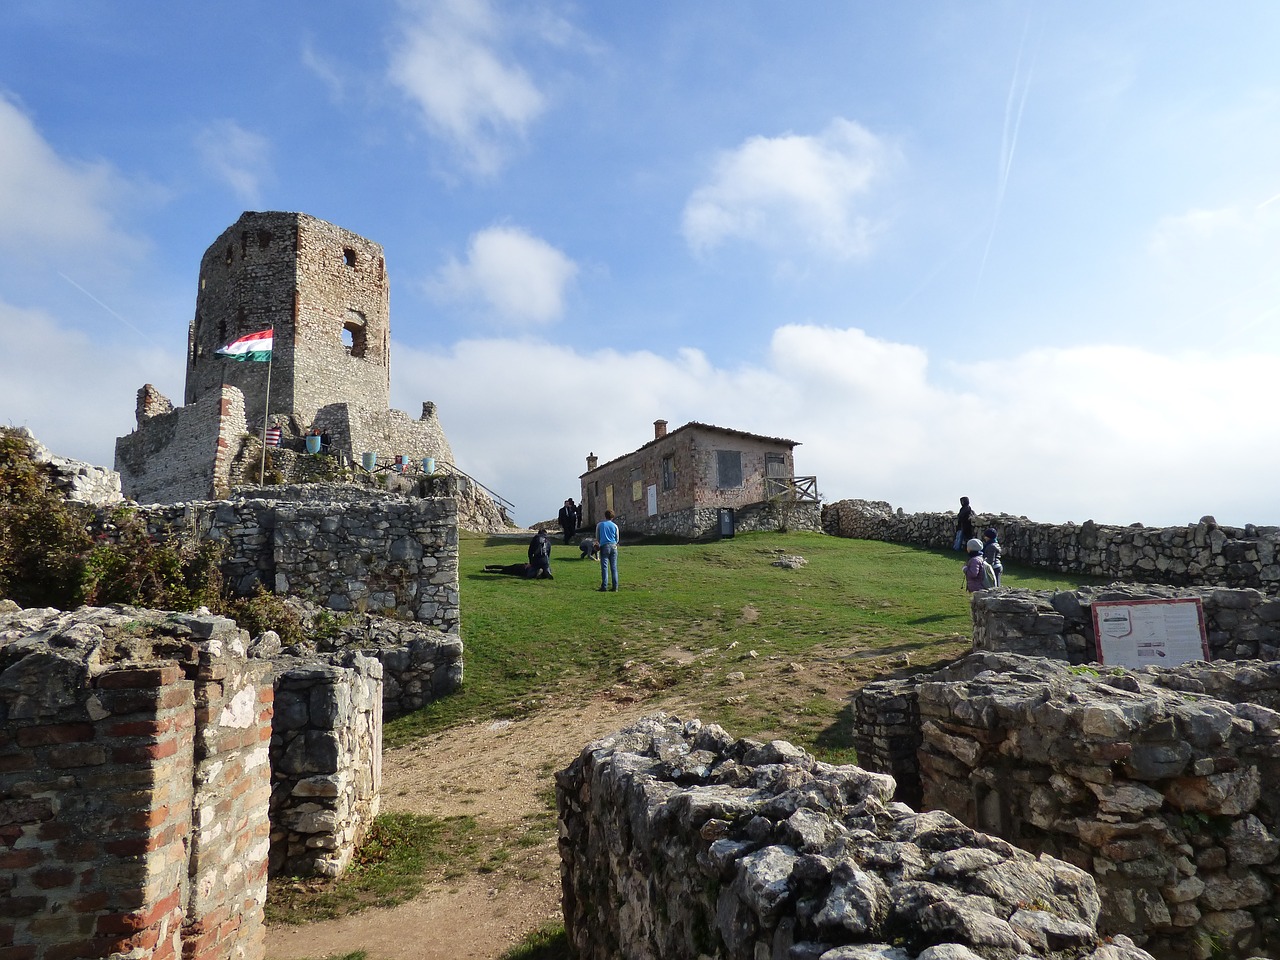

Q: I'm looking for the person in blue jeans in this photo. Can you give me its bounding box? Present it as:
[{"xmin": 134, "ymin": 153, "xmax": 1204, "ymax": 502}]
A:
[{"xmin": 596, "ymin": 510, "xmax": 619, "ymax": 592}]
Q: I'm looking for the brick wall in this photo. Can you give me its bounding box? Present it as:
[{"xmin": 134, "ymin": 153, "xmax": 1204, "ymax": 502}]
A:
[{"xmin": 0, "ymin": 612, "xmax": 273, "ymax": 960}]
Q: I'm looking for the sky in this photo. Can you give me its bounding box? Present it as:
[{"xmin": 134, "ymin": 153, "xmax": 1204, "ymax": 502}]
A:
[{"xmin": 2, "ymin": 1, "xmax": 1279, "ymax": 529}]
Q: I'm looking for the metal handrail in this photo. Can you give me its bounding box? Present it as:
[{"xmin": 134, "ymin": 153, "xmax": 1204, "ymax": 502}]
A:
[{"xmin": 434, "ymin": 460, "xmax": 517, "ymax": 513}]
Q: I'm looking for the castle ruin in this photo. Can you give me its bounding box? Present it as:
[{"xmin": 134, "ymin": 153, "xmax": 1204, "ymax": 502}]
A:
[{"xmin": 114, "ymin": 212, "xmax": 457, "ymax": 505}]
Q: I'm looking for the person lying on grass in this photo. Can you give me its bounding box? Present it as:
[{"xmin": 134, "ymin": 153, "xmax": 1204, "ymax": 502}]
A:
[{"xmin": 483, "ymin": 562, "xmax": 535, "ymax": 578}]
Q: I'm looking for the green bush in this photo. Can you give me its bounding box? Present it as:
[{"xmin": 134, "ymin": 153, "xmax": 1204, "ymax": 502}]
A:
[
  {"xmin": 0, "ymin": 429, "xmax": 93, "ymax": 607},
  {"xmin": 81, "ymin": 507, "xmax": 224, "ymax": 610}
]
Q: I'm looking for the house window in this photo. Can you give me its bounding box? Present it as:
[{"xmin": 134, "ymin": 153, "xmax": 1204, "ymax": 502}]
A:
[
  {"xmin": 661, "ymin": 456, "xmax": 674, "ymax": 491},
  {"xmin": 716, "ymin": 450, "xmax": 743, "ymax": 489},
  {"xmin": 605, "ymin": 484, "xmax": 614, "ymax": 512},
  {"xmin": 631, "ymin": 469, "xmax": 642, "ymax": 502}
]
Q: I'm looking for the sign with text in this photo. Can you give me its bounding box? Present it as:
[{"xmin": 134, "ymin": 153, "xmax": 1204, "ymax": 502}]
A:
[{"xmin": 1091, "ymin": 598, "xmax": 1209, "ymax": 669}]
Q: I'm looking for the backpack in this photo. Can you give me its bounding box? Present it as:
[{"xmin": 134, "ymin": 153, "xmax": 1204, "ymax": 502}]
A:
[
  {"xmin": 532, "ymin": 535, "xmax": 550, "ymax": 559},
  {"xmin": 981, "ymin": 560, "xmax": 997, "ymax": 589}
]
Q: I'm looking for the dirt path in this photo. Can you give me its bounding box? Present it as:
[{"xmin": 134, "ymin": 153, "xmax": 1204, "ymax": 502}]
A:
[
  {"xmin": 264, "ymin": 640, "xmax": 961, "ymax": 960},
  {"xmin": 265, "ymin": 696, "xmax": 681, "ymax": 960}
]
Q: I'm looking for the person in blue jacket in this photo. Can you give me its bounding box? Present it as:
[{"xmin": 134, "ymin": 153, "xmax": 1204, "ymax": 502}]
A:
[{"xmin": 596, "ymin": 510, "xmax": 619, "ymax": 592}]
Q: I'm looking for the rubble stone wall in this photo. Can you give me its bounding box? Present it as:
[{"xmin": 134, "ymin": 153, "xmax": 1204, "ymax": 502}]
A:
[
  {"xmin": 558, "ymin": 713, "xmax": 1156, "ymax": 960},
  {"xmin": 115, "ymin": 384, "xmax": 249, "ymax": 504},
  {"xmin": 851, "ymin": 653, "xmax": 1280, "ymax": 960},
  {"xmin": 269, "ymin": 655, "xmax": 382, "ymax": 878},
  {"xmin": 823, "ymin": 499, "xmax": 1280, "ymax": 594},
  {"xmin": 972, "ymin": 584, "xmax": 1280, "ymax": 665},
  {"xmin": 103, "ymin": 486, "xmax": 460, "ymax": 634}
]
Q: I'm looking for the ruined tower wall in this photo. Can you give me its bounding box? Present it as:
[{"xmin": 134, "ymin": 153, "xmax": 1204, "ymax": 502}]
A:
[
  {"xmin": 185, "ymin": 212, "xmax": 390, "ymax": 434},
  {"xmin": 115, "ymin": 385, "xmax": 249, "ymax": 504}
]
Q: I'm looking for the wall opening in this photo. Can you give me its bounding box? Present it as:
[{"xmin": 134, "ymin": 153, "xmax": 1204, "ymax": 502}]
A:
[
  {"xmin": 344, "ymin": 248, "xmax": 357, "ymax": 268},
  {"xmin": 343, "ymin": 310, "xmax": 367, "ymax": 357},
  {"xmin": 716, "ymin": 450, "xmax": 743, "ymax": 488}
]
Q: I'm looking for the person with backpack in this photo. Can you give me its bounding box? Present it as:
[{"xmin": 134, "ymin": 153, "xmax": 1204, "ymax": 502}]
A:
[
  {"xmin": 982, "ymin": 527, "xmax": 1004, "ymax": 587},
  {"xmin": 963, "ymin": 538, "xmax": 988, "ymax": 592},
  {"xmin": 528, "ymin": 526, "xmax": 554, "ymax": 579}
]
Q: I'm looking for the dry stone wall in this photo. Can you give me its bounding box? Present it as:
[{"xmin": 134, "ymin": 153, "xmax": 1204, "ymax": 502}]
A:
[
  {"xmin": 823, "ymin": 499, "xmax": 1280, "ymax": 594},
  {"xmin": 971, "ymin": 584, "xmax": 1280, "ymax": 665},
  {"xmin": 558, "ymin": 713, "xmax": 1156, "ymax": 960},
  {"xmin": 852, "ymin": 653, "xmax": 1280, "ymax": 959}
]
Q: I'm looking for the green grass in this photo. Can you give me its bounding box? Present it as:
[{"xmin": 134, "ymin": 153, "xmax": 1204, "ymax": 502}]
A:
[
  {"xmin": 387, "ymin": 530, "xmax": 1097, "ymax": 749},
  {"xmin": 499, "ymin": 923, "xmax": 568, "ymax": 960}
]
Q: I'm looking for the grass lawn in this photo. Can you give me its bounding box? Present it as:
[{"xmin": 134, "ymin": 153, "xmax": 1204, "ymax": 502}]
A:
[{"xmin": 387, "ymin": 530, "xmax": 1099, "ymax": 753}]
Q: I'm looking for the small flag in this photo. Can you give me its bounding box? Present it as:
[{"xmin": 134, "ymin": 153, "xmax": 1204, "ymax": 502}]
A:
[
  {"xmin": 216, "ymin": 329, "xmax": 273, "ymax": 362},
  {"xmin": 265, "ymin": 427, "xmax": 282, "ymax": 447}
]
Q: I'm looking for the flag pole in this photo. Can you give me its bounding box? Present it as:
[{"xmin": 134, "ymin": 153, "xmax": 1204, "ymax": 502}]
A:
[{"xmin": 260, "ymin": 326, "xmax": 274, "ymax": 483}]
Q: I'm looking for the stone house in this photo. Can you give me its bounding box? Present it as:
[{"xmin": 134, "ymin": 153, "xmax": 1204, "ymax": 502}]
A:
[
  {"xmin": 114, "ymin": 211, "xmax": 457, "ymax": 504},
  {"xmin": 579, "ymin": 420, "xmax": 820, "ymax": 539}
]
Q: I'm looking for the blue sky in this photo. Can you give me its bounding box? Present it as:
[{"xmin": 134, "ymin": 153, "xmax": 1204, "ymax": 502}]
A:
[{"xmin": 3, "ymin": 1, "xmax": 1279, "ymax": 528}]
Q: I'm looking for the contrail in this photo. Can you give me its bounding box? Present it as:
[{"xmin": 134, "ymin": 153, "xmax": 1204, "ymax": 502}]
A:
[
  {"xmin": 975, "ymin": 6, "xmax": 1046, "ymax": 294},
  {"xmin": 58, "ymin": 272, "xmax": 147, "ymax": 338}
]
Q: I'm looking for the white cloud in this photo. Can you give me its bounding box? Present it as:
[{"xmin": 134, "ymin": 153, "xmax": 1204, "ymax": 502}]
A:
[
  {"xmin": 682, "ymin": 118, "xmax": 898, "ymax": 261},
  {"xmin": 0, "ymin": 300, "xmax": 179, "ymax": 470},
  {"xmin": 427, "ymin": 226, "xmax": 578, "ymax": 325},
  {"xmin": 388, "ymin": 0, "xmax": 547, "ymax": 175},
  {"xmin": 195, "ymin": 120, "xmax": 273, "ymax": 205},
  {"xmin": 392, "ymin": 326, "xmax": 1280, "ymax": 530},
  {"xmin": 0, "ymin": 92, "xmax": 141, "ymax": 263}
]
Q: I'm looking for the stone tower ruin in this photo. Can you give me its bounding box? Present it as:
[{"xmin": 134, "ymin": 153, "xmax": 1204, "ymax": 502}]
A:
[
  {"xmin": 185, "ymin": 211, "xmax": 392, "ymax": 431},
  {"xmin": 115, "ymin": 211, "xmax": 461, "ymax": 505}
]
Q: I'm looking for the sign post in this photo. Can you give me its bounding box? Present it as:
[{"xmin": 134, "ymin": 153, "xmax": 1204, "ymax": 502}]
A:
[{"xmin": 1091, "ymin": 597, "xmax": 1210, "ymax": 668}]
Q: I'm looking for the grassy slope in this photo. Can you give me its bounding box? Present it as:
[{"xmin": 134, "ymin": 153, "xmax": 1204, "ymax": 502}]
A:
[{"xmin": 387, "ymin": 531, "xmax": 1098, "ymax": 754}]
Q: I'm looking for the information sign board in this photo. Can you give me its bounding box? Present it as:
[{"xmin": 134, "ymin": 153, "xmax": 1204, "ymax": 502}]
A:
[{"xmin": 1091, "ymin": 598, "xmax": 1209, "ymax": 669}]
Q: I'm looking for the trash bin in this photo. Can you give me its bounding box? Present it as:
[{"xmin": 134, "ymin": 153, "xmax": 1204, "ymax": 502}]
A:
[
  {"xmin": 718, "ymin": 508, "xmax": 736, "ymax": 538},
  {"xmin": 361, "ymin": 452, "xmax": 377, "ymax": 472}
]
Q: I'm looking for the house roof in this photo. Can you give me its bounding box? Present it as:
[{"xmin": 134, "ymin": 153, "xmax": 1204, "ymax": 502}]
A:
[{"xmin": 581, "ymin": 421, "xmax": 800, "ymax": 477}]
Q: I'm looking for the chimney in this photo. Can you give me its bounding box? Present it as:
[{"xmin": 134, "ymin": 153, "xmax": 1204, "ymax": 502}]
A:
[
  {"xmin": 586, "ymin": 452, "xmax": 598, "ymax": 472},
  {"xmin": 654, "ymin": 419, "xmax": 668, "ymax": 439}
]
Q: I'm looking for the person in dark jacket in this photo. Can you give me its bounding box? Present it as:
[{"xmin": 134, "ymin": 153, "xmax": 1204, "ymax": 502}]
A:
[
  {"xmin": 954, "ymin": 496, "xmax": 975, "ymax": 549},
  {"xmin": 484, "ymin": 562, "xmax": 534, "ymax": 577},
  {"xmin": 558, "ymin": 499, "xmax": 580, "ymax": 544},
  {"xmin": 528, "ymin": 526, "xmax": 554, "ymax": 579}
]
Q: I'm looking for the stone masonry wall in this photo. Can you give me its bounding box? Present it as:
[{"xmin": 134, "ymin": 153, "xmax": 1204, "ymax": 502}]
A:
[
  {"xmin": 823, "ymin": 499, "xmax": 1280, "ymax": 594},
  {"xmin": 851, "ymin": 653, "xmax": 1280, "ymax": 960},
  {"xmin": 116, "ymin": 384, "xmax": 249, "ymax": 504},
  {"xmin": 558, "ymin": 713, "xmax": 1156, "ymax": 960},
  {"xmin": 104, "ymin": 486, "xmax": 461, "ymax": 634},
  {"xmin": 0, "ymin": 605, "xmax": 273, "ymax": 960},
  {"xmin": 269, "ymin": 655, "xmax": 381, "ymax": 878},
  {"xmin": 608, "ymin": 500, "xmax": 823, "ymax": 539},
  {"xmin": 971, "ymin": 584, "xmax": 1280, "ymax": 665}
]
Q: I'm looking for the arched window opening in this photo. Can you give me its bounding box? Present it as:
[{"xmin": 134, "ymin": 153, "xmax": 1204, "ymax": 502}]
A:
[{"xmin": 343, "ymin": 248, "xmax": 357, "ymax": 268}]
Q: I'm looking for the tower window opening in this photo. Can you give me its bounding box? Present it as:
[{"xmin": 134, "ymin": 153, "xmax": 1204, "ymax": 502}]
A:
[
  {"xmin": 343, "ymin": 312, "xmax": 367, "ymax": 357},
  {"xmin": 343, "ymin": 248, "xmax": 357, "ymax": 268},
  {"xmin": 225, "ymin": 245, "xmax": 233, "ymax": 267}
]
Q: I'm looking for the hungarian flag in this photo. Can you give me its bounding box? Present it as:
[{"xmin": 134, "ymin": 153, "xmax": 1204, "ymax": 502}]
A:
[{"xmin": 216, "ymin": 329, "xmax": 273, "ymax": 362}]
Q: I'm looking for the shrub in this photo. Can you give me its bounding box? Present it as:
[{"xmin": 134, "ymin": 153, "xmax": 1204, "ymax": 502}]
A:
[
  {"xmin": 0, "ymin": 429, "xmax": 93, "ymax": 607},
  {"xmin": 81, "ymin": 508, "xmax": 224, "ymax": 610}
]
